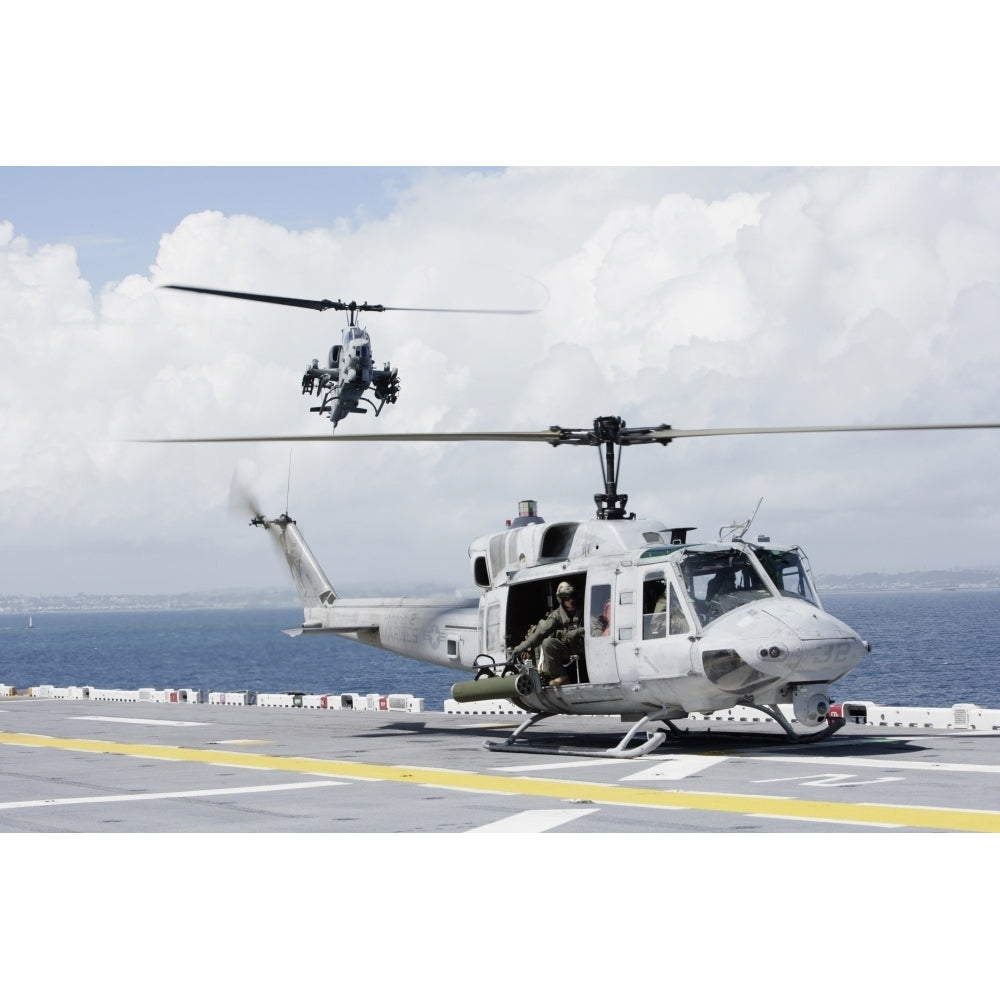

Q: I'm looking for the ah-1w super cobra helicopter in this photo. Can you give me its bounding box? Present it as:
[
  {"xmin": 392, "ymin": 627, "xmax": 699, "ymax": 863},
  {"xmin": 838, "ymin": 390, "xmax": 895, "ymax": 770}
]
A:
[
  {"xmin": 150, "ymin": 413, "xmax": 1000, "ymax": 759},
  {"xmin": 162, "ymin": 284, "xmax": 539, "ymax": 429}
]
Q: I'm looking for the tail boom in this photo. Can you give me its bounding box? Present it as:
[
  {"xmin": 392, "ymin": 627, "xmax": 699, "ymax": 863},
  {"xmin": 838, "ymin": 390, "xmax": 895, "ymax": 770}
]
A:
[{"xmin": 260, "ymin": 514, "xmax": 480, "ymax": 671}]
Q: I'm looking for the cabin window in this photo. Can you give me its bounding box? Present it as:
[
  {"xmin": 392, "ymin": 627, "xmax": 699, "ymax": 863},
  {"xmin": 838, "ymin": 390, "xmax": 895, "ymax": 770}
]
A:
[
  {"xmin": 447, "ymin": 638, "xmax": 459, "ymax": 658},
  {"xmin": 486, "ymin": 603, "xmax": 501, "ymax": 651},
  {"xmin": 473, "ymin": 556, "xmax": 490, "ymax": 588},
  {"xmin": 589, "ymin": 584, "xmax": 611, "ymax": 637}
]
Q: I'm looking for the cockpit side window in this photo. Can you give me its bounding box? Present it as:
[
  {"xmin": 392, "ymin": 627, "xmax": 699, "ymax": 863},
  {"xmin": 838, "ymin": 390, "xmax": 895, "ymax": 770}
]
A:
[
  {"xmin": 754, "ymin": 547, "xmax": 819, "ymax": 606},
  {"xmin": 641, "ymin": 572, "xmax": 691, "ymax": 639},
  {"xmin": 667, "ymin": 586, "xmax": 690, "ymax": 635}
]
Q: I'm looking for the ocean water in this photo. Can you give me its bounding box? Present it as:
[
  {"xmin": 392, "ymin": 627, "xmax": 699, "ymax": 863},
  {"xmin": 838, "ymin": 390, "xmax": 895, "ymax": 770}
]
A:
[
  {"xmin": 1, "ymin": 590, "xmax": 998, "ymax": 710},
  {"xmin": 823, "ymin": 589, "xmax": 1000, "ymax": 708}
]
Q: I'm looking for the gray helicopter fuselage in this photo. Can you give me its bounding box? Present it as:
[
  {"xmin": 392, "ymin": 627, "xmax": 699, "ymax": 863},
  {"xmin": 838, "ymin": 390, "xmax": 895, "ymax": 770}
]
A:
[{"xmin": 316, "ymin": 325, "xmax": 375, "ymax": 426}]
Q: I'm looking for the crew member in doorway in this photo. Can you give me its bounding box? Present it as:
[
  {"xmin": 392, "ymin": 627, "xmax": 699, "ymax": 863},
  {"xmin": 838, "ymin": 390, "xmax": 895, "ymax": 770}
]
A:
[{"xmin": 510, "ymin": 581, "xmax": 585, "ymax": 686}]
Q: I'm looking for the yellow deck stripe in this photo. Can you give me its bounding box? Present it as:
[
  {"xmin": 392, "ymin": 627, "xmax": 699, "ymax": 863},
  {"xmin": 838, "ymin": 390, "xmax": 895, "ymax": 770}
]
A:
[{"xmin": 3, "ymin": 729, "xmax": 999, "ymax": 832}]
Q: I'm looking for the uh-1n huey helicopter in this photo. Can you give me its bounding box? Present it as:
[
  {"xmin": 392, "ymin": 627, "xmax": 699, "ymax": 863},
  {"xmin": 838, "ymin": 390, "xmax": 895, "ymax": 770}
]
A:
[
  {"xmin": 151, "ymin": 413, "xmax": 1000, "ymax": 759},
  {"xmin": 161, "ymin": 283, "xmax": 540, "ymax": 430}
]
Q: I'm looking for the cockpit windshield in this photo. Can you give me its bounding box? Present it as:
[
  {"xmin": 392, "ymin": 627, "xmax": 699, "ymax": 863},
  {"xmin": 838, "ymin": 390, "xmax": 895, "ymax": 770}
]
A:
[
  {"xmin": 752, "ymin": 546, "xmax": 819, "ymax": 606},
  {"xmin": 678, "ymin": 548, "xmax": 772, "ymax": 626},
  {"xmin": 344, "ymin": 328, "xmax": 372, "ymax": 359}
]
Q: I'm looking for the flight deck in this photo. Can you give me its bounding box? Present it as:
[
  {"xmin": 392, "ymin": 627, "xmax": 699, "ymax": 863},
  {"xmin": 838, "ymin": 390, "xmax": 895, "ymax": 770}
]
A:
[{"xmin": 2, "ymin": 694, "xmax": 999, "ymax": 833}]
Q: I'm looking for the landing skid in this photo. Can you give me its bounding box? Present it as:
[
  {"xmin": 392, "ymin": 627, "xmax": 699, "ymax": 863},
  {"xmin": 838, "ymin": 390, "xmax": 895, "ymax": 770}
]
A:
[
  {"xmin": 483, "ymin": 703, "xmax": 846, "ymax": 759},
  {"xmin": 741, "ymin": 702, "xmax": 847, "ymax": 743},
  {"xmin": 484, "ymin": 710, "xmax": 670, "ymax": 759}
]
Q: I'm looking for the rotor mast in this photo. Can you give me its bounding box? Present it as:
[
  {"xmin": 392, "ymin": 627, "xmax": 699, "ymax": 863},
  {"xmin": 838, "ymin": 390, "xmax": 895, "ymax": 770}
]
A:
[{"xmin": 547, "ymin": 416, "xmax": 673, "ymax": 520}]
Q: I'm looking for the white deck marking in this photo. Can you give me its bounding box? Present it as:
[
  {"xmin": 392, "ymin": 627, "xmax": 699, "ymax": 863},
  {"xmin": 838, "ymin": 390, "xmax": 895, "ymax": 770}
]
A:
[
  {"xmin": 748, "ymin": 754, "xmax": 1000, "ymax": 774},
  {"xmin": 752, "ymin": 772, "xmax": 905, "ymax": 787},
  {"xmin": 421, "ymin": 783, "xmax": 517, "ymax": 796},
  {"xmin": 748, "ymin": 813, "xmax": 903, "ymax": 829},
  {"xmin": 0, "ymin": 780, "xmax": 345, "ymax": 810},
  {"xmin": 467, "ymin": 808, "xmax": 598, "ymax": 833},
  {"xmin": 495, "ymin": 758, "xmax": 635, "ymax": 773},
  {"xmin": 209, "ymin": 739, "xmax": 272, "ymax": 745},
  {"xmin": 70, "ymin": 715, "xmax": 206, "ymax": 727},
  {"xmin": 621, "ymin": 755, "xmax": 729, "ymax": 781}
]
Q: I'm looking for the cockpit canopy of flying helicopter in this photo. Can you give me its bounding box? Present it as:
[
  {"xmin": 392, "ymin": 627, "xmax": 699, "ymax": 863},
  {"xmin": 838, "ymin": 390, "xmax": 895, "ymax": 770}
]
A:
[{"xmin": 345, "ymin": 327, "xmax": 371, "ymax": 354}]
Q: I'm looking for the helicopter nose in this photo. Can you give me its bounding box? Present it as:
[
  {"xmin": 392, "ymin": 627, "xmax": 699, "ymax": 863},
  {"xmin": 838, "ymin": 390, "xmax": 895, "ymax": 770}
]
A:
[
  {"xmin": 699, "ymin": 599, "xmax": 868, "ymax": 695},
  {"xmin": 764, "ymin": 599, "xmax": 870, "ymax": 684}
]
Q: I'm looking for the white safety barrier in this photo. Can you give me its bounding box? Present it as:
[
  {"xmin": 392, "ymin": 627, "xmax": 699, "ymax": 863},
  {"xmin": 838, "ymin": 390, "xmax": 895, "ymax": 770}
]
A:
[
  {"xmin": 257, "ymin": 693, "xmax": 297, "ymax": 707},
  {"xmin": 161, "ymin": 689, "xmax": 202, "ymax": 704},
  {"xmin": 951, "ymin": 704, "xmax": 1000, "ymax": 730},
  {"xmin": 689, "ymin": 704, "xmax": 794, "ymax": 724},
  {"xmin": 7, "ymin": 681, "xmax": 997, "ymax": 728},
  {"xmin": 251, "ymin": 691, "xmax": 424, "ymax": 712},
  {"xmin": 444, "ymin": 698, "xmax": 529, "ymax": 715},
  {"xmin": 690, "ymin": 700, "xmax": 1000, "ymax": 731},
  {"xmin": 207, "ymin": 691, "xmax": 254, "ymax": 706},
  {"xmin": 87, "ymin": 688, "xmax": 144, "ymax": 702},
  {"xmin": 51, "ymin": 686, "xmax": 85, "ymax": 699},
  {"xmin": 387, "ymin": 694, "xmax": 424, "ymax": 713},
  {"xmin": 845, "ymin": 703, "xmax": 953, "ymax": 728}
]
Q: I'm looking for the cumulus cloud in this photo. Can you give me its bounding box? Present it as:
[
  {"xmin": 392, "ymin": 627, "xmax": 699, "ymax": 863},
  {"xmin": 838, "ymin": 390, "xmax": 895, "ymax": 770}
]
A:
[{"xmin": 3, "ymin": 167, "xmax": 1000, "ymax": 594}]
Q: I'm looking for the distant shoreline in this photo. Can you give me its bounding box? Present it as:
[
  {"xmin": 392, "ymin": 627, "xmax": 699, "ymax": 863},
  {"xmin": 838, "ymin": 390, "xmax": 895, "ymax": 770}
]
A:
[{"xmin": 3, "ymin": 581, "xmax": 1000, "ymax": 614}]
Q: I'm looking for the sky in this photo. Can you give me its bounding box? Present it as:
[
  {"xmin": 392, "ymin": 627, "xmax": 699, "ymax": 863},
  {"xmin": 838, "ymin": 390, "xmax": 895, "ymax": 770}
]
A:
[
  {"xmin": 4, "ymin": 163, "xmax": 1000, "ymax": 597},
  {"xmin": 4, "ymin": 6, "xmax": 1000, "ymax": 597}
]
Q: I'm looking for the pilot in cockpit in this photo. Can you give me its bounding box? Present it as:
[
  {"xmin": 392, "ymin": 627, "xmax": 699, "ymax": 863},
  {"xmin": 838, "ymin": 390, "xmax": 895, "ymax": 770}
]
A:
[{"xmin": 706, "ymin": 568, "xmax": 736, "ymax": 602}]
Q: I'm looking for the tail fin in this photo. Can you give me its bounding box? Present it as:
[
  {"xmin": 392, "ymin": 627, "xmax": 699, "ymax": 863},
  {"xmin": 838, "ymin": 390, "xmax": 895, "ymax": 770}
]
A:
[
  {"xmin": 258, "ymin": 514, "xmax": 337, "ymax": 608},
  {"xmin": 230, "ymin": 468, "xmax": 336, "ymax": 609}
]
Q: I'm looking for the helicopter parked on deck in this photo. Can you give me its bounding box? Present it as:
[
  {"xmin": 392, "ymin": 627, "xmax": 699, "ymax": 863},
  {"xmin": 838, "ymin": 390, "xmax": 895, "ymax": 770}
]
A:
[{"xmin": 144, "ymin": 414, "xmax": 1000, "ymax": 757}]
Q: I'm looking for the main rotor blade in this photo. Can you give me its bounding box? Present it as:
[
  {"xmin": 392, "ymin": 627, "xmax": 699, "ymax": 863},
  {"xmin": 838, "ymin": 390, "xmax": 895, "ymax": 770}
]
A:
[
  {"xmin": 162, "ymin": 285, "xmax": 542, "ymax": 315},
  {"xmin": 382, "ymin": 305, "xmax": 542, "ymax": 315},
  {"xmin": 649, "ymin": 421, "xmax": 1000, "ymax": 441},
  {"xmin": 162, "ymin": 285, "xmax": 345, "ymax": 312},
  {"xmin": 136, "ymin": 430, "xmax": 562, "ymax": 444},
  {"xmin": 135, "ymin": 420, "xmax": 1000, "ymax": 446}
]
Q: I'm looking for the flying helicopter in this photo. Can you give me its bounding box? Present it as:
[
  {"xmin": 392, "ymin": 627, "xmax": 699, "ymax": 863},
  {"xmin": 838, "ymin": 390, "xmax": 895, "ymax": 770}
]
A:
[
  {"xmin": 144, "ymin": 413, "xmax": 1000, "ymax": 758},
  {"xmin": 161, "ymin": 283, "xmax": 541, "ymax": 429}
]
